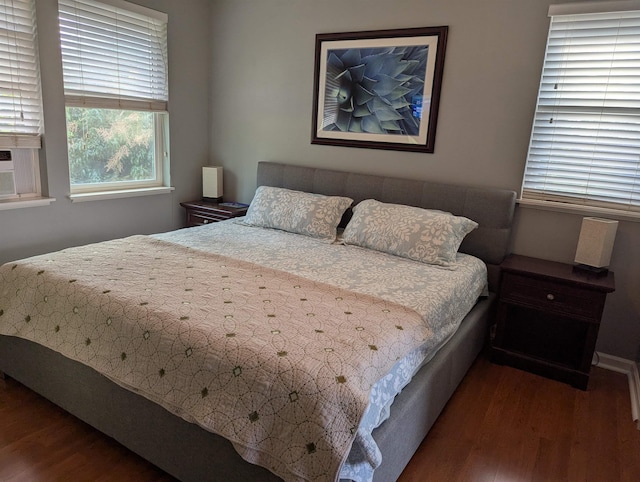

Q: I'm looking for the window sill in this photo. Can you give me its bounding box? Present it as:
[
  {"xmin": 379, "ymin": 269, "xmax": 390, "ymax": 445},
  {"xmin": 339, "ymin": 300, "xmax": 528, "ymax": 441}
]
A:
[
  {"xmin": 0, "ymin": 196, "xmax": 56, "ymax": 211},
  {"xmin": 69, "ymin": 186, "xmax": 175, "ymax": 203},
  {"xmin": 518, "ymin": 198, "xmax": 640, "ymax": 223}
]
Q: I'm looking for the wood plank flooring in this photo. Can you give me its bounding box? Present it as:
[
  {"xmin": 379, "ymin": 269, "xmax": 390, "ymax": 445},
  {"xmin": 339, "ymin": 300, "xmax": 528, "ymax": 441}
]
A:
[
  {"xmin": 399, "ymin": 356, "xmax": 640, "ymax": 482},
  {"xmin": 1, "ymin": 355, "xmax": 638, "ymax": 481}
]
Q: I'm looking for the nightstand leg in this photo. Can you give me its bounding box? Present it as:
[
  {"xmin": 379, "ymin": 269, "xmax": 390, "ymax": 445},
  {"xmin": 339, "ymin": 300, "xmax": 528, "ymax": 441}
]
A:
[{"xmin": 571, "ymin": 373, "xmax": 589, "ymax": 391}]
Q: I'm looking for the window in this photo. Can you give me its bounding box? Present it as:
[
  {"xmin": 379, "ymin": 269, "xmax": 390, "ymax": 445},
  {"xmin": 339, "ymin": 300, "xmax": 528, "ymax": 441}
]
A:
[
  {"xmin": 58, "ymin": 0, "xmax": 169, "ymax": 196},
  {"xmin": 0, "ymin": 0, "xmax": 44, "ymax": 200},
  {"xmin": 522, "ymin": 2, "xmax": 640, "ymax": 216}
]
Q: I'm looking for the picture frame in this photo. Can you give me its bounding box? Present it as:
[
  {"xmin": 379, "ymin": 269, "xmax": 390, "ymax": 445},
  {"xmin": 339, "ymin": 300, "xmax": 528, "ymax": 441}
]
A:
[{"xmin": 311, "ymin": 26, "xmax": 448, "ymax": 154}]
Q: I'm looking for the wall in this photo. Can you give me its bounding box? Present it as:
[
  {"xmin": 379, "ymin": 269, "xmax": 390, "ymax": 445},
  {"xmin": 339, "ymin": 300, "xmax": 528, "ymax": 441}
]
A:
[
  {"xmin": 0, "ymin": 0, "xmax": 211, "ymax": 263},
  {"xmin": 209, "ymin": 0, "xmax": 640, "ymax": 361}
]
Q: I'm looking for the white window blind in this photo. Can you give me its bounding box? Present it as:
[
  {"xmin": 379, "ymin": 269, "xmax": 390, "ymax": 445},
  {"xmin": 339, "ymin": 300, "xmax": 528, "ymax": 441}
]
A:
[
  {"xmin": 0, "ymin": 0, "xmax": 42, "ymax": 148},
  {"xmin": 522, "ymin": 5, "xmax": 640, "ymax": 213},
  {"xmin": 58, "ymin": 0, "xmax": 168, "ymax": 111}
]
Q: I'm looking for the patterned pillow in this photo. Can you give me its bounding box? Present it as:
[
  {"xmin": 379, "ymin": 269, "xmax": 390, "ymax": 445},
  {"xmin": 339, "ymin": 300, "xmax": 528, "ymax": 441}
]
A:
[
  {"xmin": 343, "ymin": 199, "xmax": 478, "ymax": 266},
  {"xmin": 242, "ymin": 186, "xmax": 353, "ymax": 241}
]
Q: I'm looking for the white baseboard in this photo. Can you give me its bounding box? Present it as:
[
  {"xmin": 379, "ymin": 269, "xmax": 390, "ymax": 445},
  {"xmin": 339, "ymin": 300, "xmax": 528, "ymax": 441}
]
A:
[{"xmin": 594, "ymin": 351, "xmax": 640, "ymax": 430}]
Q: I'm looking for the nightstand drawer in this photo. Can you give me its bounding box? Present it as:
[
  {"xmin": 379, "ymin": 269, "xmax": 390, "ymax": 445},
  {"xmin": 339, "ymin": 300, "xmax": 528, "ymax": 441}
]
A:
[
  {"xmin": 500, "ymin": 272, "xmax": 605, "ymax": 321},
  {"xmin": 180, "ymin": 201, "xmax": 248, "ymax": 227},
  {"xmin": 188, "ymin": 211, "xmax": 231, "ymax": 225}
]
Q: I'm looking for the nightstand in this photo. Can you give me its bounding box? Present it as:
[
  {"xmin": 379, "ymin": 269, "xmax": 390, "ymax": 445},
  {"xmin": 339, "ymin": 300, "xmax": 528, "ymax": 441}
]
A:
[
  {"xmin": 491, "ymin": 254, "xmax": 615, "ymax": 390},
  {"xmin": 180, "ymin": 200, "xmax": 248, "ymax": 227}
]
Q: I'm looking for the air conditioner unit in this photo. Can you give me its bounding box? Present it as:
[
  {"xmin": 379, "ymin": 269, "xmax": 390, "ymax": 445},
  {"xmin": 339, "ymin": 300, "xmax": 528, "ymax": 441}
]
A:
[{"xmin": 0, "ymin": 150, "xmax": 17, "ymax": 197}]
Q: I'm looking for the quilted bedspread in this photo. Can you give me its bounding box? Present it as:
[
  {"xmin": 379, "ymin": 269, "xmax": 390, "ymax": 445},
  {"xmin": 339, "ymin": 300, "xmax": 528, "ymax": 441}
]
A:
[{"xmin": 0, "ymin": 222, "xmax": 487, "ymax": 482}]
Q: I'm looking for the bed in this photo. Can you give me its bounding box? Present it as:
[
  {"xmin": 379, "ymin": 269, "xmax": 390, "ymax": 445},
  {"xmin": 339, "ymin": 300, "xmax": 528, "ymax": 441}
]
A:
[{"xmin": 0, "ymin": 161, "xmax": 516, "ymax": 482}]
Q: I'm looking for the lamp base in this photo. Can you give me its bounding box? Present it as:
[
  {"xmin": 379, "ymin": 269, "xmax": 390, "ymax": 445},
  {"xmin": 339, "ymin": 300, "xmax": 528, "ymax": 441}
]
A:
[
  {"xmin": 202, "ymin": 196, "xmax": 223, "ymax": 203},
  {"xmin": 572, "ymin": 263, "xmax": 609, "ymax": 277}
]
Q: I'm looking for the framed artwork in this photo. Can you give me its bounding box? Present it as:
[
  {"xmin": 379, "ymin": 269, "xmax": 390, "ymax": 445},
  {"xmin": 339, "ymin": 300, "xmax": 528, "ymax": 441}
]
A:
[{"xmin": 311, "ymin": 26, "xmax": 448, "ymax": 153}]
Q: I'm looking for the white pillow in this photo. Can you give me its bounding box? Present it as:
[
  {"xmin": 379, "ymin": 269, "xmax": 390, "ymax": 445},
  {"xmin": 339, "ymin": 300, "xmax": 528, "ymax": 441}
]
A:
[
  {"xmin": 242, "ymin": 186, "xmax": 353, "ymax": 242},
  {"xmin": 343, "ymin": 199, "xmax": 478, "ymax": 266}
]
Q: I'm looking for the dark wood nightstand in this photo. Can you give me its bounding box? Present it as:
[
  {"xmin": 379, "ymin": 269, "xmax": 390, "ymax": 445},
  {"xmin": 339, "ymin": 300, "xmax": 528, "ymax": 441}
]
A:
[
  {"xmin": 179, "ymin": 200, "xmax": 248, "ymax": 227},
  {"xmin": 491, "ymin": 254, "xmax": 615, "ymax": 390}
]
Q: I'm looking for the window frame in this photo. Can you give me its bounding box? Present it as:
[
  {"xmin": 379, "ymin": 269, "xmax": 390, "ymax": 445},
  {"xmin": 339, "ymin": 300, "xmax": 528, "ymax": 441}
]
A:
[
  {"xmin": 520, "ymin": 1, "xmax": 640, "ymax": 220},
  {"xmin": 0, "ymin": 0, "xmax": 46, "ymax": 205},
  {"xmin": 58, "ymin": 0, "xmax": 170, "ymax": 197},
  {"xmin": 66, "ymin": 110, "xmax": 168, "ymax": 195}
]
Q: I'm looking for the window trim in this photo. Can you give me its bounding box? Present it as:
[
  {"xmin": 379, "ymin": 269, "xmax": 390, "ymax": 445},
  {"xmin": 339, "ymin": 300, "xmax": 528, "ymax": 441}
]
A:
[
  {"xmin": 549, "ymin": 0, "xmax": 640, "ymax": 16},
  {"xmin": 0, "ymin": 196, "xmax": 55, "ymax": 210},
  {"xmin": 68, "ymin": 185, "xmax": 173, "ymax": 203},
  {"xmin": 517, "ymin": 197, "xmax": 640, "ymax": 223}
]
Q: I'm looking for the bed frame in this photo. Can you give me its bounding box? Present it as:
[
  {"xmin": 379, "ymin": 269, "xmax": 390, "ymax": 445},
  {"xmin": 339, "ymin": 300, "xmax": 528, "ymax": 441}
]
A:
[{"xmin": 0, "ymin": 161, "xmax": 516, "ymax": 481}]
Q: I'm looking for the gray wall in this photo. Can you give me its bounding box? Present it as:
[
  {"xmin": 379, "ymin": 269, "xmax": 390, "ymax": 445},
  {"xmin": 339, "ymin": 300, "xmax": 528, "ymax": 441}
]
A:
[
  {"xmin": 0, "ymin": 0, "xmax": 211, "ymax": 263},
  {"xmin": 209, "ymin": 0, "xmax": 640, "ymax": 361}
]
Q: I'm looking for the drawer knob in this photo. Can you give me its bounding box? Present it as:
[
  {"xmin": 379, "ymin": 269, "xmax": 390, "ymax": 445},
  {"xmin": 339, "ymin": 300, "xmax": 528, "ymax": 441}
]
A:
[{"xmin": 546, "ymin": 293, "xmax": 555, "ymax": 301}]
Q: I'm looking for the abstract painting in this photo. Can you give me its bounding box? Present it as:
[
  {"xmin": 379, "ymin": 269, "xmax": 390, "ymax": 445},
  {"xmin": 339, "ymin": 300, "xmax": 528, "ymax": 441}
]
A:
[{"xmin": 312, "ymin": 26, "xmax": 448, "ymax": 153}]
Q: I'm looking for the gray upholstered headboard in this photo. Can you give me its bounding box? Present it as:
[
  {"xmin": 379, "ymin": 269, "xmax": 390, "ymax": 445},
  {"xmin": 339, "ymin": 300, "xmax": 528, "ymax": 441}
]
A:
[{"xmin": 256, "ymin": 161, "xmax": 516, "ymax": 290}]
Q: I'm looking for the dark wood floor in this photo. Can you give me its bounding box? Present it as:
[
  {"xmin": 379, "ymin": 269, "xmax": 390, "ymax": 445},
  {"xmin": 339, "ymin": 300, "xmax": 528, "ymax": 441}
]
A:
[
  {"xmin": 1, "ymin": 355, "xmax": 639, "ymax": 481},
  {"xmin": 399, "ymin": 356, "xmax": 640, "ymax": 482}
]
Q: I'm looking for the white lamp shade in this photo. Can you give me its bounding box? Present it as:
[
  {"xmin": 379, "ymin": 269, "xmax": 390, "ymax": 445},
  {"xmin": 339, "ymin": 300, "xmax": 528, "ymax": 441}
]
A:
[
  {"xmin": 202, "ymin": 166, "xmax": 223, "ymax": 200},
  {"xmin": 574, "ymin": 217, "xmax": 618, "ymax": 268}
]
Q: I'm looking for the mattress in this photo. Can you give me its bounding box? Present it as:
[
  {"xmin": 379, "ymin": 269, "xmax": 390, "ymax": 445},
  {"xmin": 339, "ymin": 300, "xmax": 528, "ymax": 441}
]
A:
[{"xmin": 0, "ymin": 220, "xmax": 487, "ymax": 481}]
